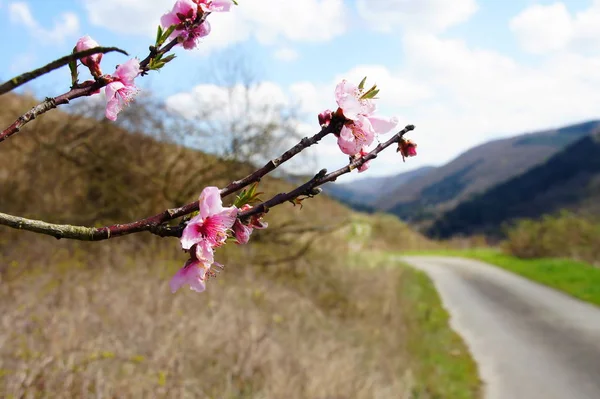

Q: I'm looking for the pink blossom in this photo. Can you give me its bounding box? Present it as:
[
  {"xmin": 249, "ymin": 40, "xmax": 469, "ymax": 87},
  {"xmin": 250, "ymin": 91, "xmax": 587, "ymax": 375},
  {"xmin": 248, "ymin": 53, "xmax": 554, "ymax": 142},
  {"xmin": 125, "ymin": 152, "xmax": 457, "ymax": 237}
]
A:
[
  {"xmin": 76, "ymin": 35, "xmax": 103, "ymax": 77},
  {"xmin": 335, "ymin": 79, "xmax": 376, "ymax": 120},
  {"xmin": 161, "ymin": 0, "xmax": 197, "ymax": 27},
  {"xmin": 161, "ymin": 0, "xmax": 212, "ymax": 50},
  {"xmin": 104, "ymin": 58, "xmax": 141, "ymax": 121},
  {"xmin": 171, "ymin": 186, "xmax": 236, "ymax": 294},
  {"xmin": 196, "ymin": 0, "xmax": 234, "ymax": 12},
  {"xmin": 233, "ymin": 204, "xmax": 268, "ymax": 244},
  {"xmin": 357, "ymin": 148, "xmax": 371, "ymax": 173},
  {"xmin": 337, "ymin": 115, "xmax": 375, "ymax": 156},
  {"xmin": 180, "ymin": 186, "xmax": 238, "ymax": 251},
  {"xmin": 170, "ymin": 245, "xmax": 224, "ymax": 293},
  {"xmin": 337, "ymin": 114, "xmax": 399, "ymax": 156},
  {"xmin": 182, "ymin": 23, "xmax": 211, "ymax": 49},
  {"xmin": 332, "ymin": 78, "xmax": 399, "ymax": 155}
]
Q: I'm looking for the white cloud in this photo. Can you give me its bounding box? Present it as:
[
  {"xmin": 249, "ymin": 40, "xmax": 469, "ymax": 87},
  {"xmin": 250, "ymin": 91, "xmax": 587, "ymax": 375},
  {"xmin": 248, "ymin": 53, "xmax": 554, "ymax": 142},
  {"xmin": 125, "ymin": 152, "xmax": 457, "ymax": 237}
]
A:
[
  {"xmin": 273, "ymin": 47, "xmax": 299, "ymax": 62},
  {"xmin": 166, "ymin": 81, "xmax": 289, "ymax": 121},
  {"xmin": 8, "ymin": 2, "xmax": 79, "ymax": 44},
  {"xmin": 394, "ymin": 33, "xmax": 600, "ymax": 170},
  {"xmin": 510, "ymin": 1, "xmax": 600, "ymax": 54},
  {"xmin": 289, "ymin": 81, "xmax": 326, "ymax": 115},
  {"xmin": 83, "ymin": 0, "xmax": 346, "ymax": 52},
  {"xmin": 356, "ymin": 0, "xmax": 478, "ymax": 33},
  {"xmin": 83, "ymin": 0, "xmax": 171, "ymax": 36}
]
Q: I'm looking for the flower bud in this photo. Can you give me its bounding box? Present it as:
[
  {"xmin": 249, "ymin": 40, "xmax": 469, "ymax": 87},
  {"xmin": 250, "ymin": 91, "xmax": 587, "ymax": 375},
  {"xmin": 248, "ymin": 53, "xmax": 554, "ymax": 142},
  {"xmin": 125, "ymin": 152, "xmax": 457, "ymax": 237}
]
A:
[
  {"xmin": 75, "ymin": 35, "xmax": 103, "ymax": 78},
  {"xmin": 397, "ymin": 139, "xmax": 417, "ymax": 162},
  {"xmin": 318, "ymin": 109, "xmax": 332, "ymax": 127},
  {"xmin": 357, "ymin": 148, "xmax": 370, "ymax": 173}
]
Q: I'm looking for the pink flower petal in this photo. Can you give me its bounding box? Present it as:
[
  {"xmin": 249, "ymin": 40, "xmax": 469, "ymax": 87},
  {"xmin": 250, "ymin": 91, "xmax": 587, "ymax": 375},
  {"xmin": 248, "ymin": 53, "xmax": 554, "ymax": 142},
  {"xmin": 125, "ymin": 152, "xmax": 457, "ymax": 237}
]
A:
[
  {"xmin": 114, "ymin": 58, "xmax": 140, "ymax": 85},
  {"xmin": 212, "ymin": 206, "xmax": 238, "ymax": 229},
  {"xmin": 160, "ymin": 13, "xmax": 181, "ymax": 30},
  {"xmin": 337, "ymin": 125, "xmax": 363, "ymax": 156},
  {"xmin": 368, "ymin": 115, "xmax": 399, "ymax": 135},
  {"xmin": 233, "ymin": 220, "xmax": 253, "ymax": 244},
  {"xmin": 353, "ymin": 116, "xmax": 376, "ymax": 146},
  {"xmin": 170, "ymin": 260, "xmax": 207, "ymax": 293},
  {"xmin": 199, "ymin": 0, "xmax": 233, "ymax": 12},
  {"xmin": 104, "ymin": 81, "xmax": 138, "ymax": 121},
  {"xmin": 338, "ymin": 97, "xmax": 363, "ymax": 120},
  {"xmin": 199, "ymin": 186, "xmax": 224, "ymax": 220},
  {"xmin": 104, "ymin": 81, "xmax": 124, "ymax": 121},
  {"xmin": 195, "ymin": 240, "xmax": 214, "ymax": 264},
  {"xmin": 335, "ymin": 79, "xmax": 376, "ymax": 120},
  {"xmin": 180, "ymin": 214, "xmax": 204, "ymax": 250}
]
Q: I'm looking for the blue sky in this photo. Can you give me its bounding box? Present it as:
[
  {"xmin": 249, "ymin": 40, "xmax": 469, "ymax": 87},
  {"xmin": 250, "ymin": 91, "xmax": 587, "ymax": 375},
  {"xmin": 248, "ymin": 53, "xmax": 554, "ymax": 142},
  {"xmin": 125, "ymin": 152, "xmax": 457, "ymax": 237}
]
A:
[{"xmin": 1, "ymin": 0, "xmax": 600, "ymax": 181}]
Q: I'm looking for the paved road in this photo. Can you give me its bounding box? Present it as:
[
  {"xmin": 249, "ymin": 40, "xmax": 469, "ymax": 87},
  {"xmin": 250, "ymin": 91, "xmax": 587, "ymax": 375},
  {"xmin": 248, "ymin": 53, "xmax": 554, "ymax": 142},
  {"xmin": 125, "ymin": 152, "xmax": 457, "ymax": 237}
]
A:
[{"xmin": 400, "ymin": 256, "xmax": 600, "ymax": 399}]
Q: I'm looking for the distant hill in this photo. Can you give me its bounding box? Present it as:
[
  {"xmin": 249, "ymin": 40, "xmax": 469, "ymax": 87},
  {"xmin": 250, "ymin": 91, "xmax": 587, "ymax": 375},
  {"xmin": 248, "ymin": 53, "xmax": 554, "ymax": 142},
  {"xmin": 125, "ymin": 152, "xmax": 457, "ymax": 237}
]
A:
[
  {"xmin": 379, "ymin": 121, "xmax": 600, "ymax": 224},
  {"xmin": 323, "ymin": 166, "xmax": 435, "ymax": 210},
  {"xmin": 428, "ymin": 131, "xmax": 600, "ymax": 238}
]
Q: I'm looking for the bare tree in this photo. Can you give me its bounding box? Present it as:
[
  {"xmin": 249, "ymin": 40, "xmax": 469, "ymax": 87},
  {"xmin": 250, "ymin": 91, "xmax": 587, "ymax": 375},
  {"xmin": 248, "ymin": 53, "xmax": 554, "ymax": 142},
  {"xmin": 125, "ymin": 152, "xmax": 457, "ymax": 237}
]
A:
[{"xmin": 167, "ymin": 49, "xmax": 313, "ymax": 171}]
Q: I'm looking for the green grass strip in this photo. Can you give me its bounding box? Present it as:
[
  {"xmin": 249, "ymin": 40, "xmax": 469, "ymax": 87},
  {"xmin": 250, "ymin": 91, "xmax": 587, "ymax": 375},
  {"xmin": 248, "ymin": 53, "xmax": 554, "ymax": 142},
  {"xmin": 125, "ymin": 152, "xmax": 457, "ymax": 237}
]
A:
[{"xmin": 397, "ymin": 263, "xmax": 481, "ymax": 399}]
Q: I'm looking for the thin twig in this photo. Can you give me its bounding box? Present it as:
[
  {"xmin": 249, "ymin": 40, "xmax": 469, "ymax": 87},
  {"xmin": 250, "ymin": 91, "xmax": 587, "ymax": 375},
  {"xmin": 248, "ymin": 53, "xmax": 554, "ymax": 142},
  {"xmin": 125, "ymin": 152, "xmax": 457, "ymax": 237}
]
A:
[
  {"xmin": 239, "ymin": 125, "xmax": 416, "ymax": 220},
  {"xmin": 0, "ymin": 47, "xmax": 128, "ymax": 96},
  {"xmin": 139, "ymin": 12, "xmax": 210, "ymax": 74},
  {"xmin": 0, "ymin": 35, "xmax": 180, "ymax": 144},
  {"xmin": 0, "ymin": 78, "xmax": 110, "ymax": 144}
]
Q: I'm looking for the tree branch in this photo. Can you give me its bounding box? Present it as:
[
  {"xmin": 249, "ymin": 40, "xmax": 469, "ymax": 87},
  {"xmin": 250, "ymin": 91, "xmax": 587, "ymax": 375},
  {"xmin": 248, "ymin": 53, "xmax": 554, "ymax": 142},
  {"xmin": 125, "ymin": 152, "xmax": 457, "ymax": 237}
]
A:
[
  {"xmin": 0, "ymin": 47, "xmax": 129, "ymax": 96},
  {"xmin": 0, "ymin": 119, "xmax": 343, "ymax": 240}
]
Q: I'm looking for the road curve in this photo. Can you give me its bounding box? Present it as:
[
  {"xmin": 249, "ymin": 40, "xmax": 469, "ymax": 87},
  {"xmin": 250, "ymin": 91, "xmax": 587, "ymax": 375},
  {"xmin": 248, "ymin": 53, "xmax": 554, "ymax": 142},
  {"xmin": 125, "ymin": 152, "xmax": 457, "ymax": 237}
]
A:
[{"xmin": 400, "ymin": 256, "xmax": 600, "ymax": 399}]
